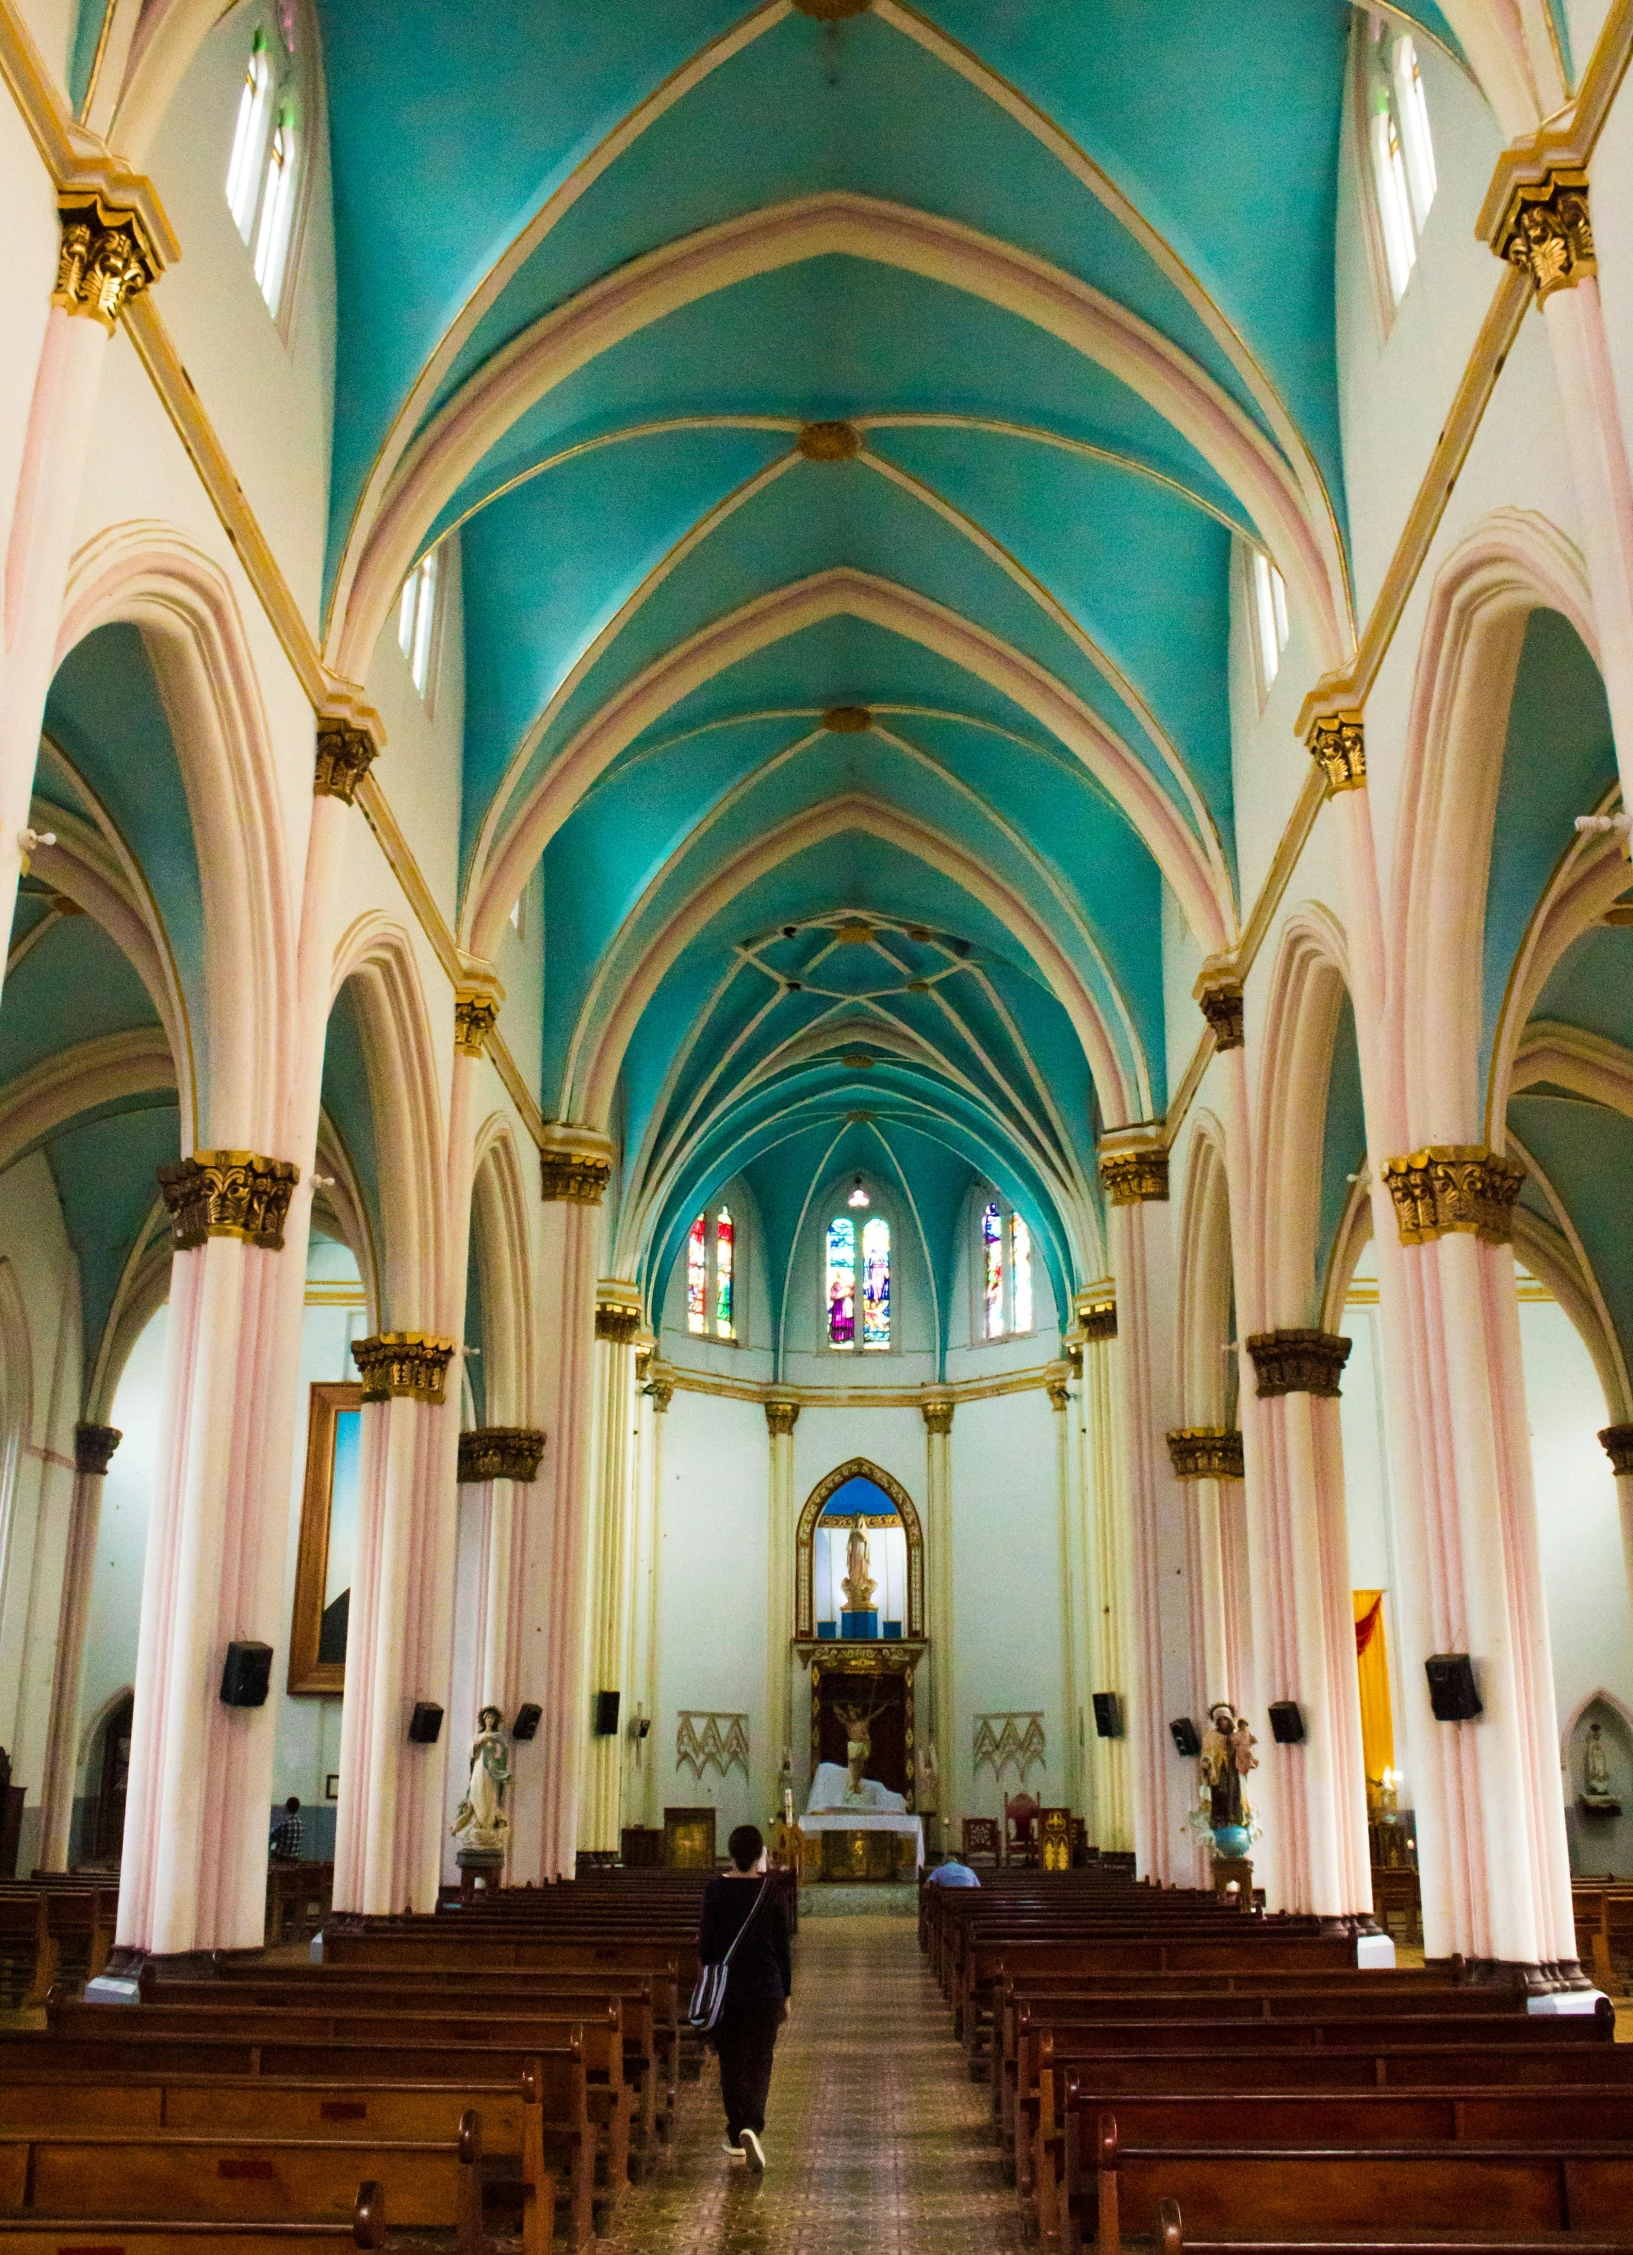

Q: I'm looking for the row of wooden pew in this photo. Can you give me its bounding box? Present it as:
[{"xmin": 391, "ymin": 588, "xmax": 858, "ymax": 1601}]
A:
[
  {"xmin": 0, "ymin": 1874, "xmax": 115, "ymax": 2005},
  {"xmin": 921, "ymin": 1863, "xmax": 1633, "ymax": 2253},
  {"xmin": 0, "ymin": 1867, "xmax": 746, "ymax": 2253}
]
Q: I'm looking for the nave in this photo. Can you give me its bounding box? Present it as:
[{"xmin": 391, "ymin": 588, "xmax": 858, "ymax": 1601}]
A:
[{"xmin": 599, "ymin": 1913, "xmax": 1022, "ymax": 2255}]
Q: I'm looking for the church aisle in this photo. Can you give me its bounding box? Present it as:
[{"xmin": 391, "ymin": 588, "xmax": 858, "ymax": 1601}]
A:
[{"xmin": 597, "ymin": 1911, "xmax": 1026, "ymax": 2252}]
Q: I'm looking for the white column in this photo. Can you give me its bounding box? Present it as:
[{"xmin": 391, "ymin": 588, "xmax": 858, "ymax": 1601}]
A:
[
  {"xmin": 1049, "ymin": 1375, "xmax": 1087, "ymax": 1825},
  {"xmin": 579, "ymin": 1281, "xmax": 641, "ymax": 1855},
  {"xmin": 1076, "ymin": 1294, "xmax": 1132, "ymax": 1852},
  {"xmin": 1595, "ymin": 1432, "xmax": 1633, "ymax": 1626},
  {"xmin": 636, "ymin": 1372, "xmax": 672, "ymax": 1830},
  {"xmin": 765, "ymin": 1399, "xmax": 799, "ymax": 1822},
  {"xmin": 460, "ymin": 1428, "xmax": 548, "ymax": 1715},
  {"xmin": 114, "ymin": 1157, "xmax": 308, "ymax": 1962},
  {"xmin": 0, "ymin": 190, "xmax": 173, "ymax": 987},
  {"xmin": 512, "ymin": 1129, "xmax": 609, "ymax": 1882},
  {"xmin": 922, "ymin": 1396, "xmax": 954, "ymax": 1854},
  {"xmin": 37, "ymin": 1423, "xmax": 121, "ymax": 1869},
  {"xmin": 1100, "ymin": 1144, "xmax": 1184, "ymax": 1884}
]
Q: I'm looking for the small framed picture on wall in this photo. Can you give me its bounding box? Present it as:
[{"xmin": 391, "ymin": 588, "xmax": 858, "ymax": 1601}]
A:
[{"xmin": 325, "ymin": 1774, "xmax": 339, "ymax": 1801}]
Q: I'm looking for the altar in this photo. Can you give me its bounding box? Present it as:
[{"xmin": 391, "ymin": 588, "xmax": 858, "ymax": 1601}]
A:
[{"xmin": 797, "ymin": 1808, "xmax": 924, "ymax": 1880}]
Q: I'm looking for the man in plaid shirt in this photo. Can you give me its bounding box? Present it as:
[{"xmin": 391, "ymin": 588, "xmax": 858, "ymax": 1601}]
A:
[{"xmin": 270, "ymin": 1796, "xmax": 303, "ymax": 1860}]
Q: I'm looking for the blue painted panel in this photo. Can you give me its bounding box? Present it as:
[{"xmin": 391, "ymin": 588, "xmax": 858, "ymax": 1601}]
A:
[
  {"xmin": 1317, "ymin": 993, "xmax": 1365, "ymax": 1306},
  {"xmin": 44, "ymin": 1101, "xmax": 180, "ymax": 1369},
  {"xmin": 0, "ymin": 911, "xmax": 162, "ymax": 1089},
  {"xmin": 320, "ymin": 982, "xmax": 383, "ymax": 1270},
  {"xmin": 1534, "ymin": 925, "xmax": 1633, "ymax": 1049},
  {"xmin": 1483, "ymin": 611, "xmax": 1616, "ymax": 1093},
  {"xmin": 1509, "ymin": 1095, "xmax": 1633, "ymax": 1367}
]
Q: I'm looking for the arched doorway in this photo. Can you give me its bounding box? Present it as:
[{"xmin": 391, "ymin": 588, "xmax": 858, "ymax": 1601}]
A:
[{"xmin": 89, "ymin": 1693, "xmax": 133, "ymax": 1865}]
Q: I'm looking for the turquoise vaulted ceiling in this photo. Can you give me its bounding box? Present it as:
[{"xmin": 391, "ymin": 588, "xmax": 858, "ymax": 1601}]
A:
[{"xmin": 312, "ymin": 0, "xmax": 1466, "ymax": 1342}]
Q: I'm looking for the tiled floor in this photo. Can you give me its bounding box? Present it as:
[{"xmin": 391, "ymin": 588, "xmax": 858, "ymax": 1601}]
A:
[{"xmin": 598, "ymin": 1912, "xmax": 1025, "ymax": 2252}]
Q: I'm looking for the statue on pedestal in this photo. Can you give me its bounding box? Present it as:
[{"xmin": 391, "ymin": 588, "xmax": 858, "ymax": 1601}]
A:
[
  {"xmin": 1585, "ymin": 1721, "xmax": 1616, "ymax": 1805},
  {"xmin": 1196, "ymin": 1702, "xmax": 1257, "ymax": 1859},
  {"xmin": 842, "ymin": 1517, "xmax": 877, "ymax": 1614},
  {"xmin": 452, "ymin": 1705, "xmax": 511, "ymax": 1852}
]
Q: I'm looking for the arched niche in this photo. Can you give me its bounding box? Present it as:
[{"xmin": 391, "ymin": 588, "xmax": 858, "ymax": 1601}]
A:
[{"xmin": 795, "ymin": 1458, "xmax": 924, "ymax": 1644}]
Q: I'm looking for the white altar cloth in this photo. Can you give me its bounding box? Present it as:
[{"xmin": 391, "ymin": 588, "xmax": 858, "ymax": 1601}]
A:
[{"xmin": 797, "ymin": 1809, "xmax": 925, "ymax": 1867}]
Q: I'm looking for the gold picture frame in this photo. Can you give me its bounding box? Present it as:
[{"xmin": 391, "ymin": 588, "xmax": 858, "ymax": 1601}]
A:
[{"xmin": 288, "ymin": 1380, "xmax": 363, "ymax": 1696}]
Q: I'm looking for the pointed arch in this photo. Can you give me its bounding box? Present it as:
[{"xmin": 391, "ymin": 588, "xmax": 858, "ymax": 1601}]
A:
[
  {"xmin": 794, "ymin": 1456, "xmax": 925, "ymax": 1643},
  {"xmin": 1176, "ymin": 1110, "xmax": 1236, "ymax": 1426},
  {"xmin": 469, "ymin": 1115, "xmax": 537, "ymax": 1426},
  {"xmin": 1253, "ymin": 903, "xmax": 1356, "ymax": 1325}
]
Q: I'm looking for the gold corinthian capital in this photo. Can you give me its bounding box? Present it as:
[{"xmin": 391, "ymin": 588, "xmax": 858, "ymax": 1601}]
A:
[
  {"xmin": 156, "ymin": 1151, "xmax": 299, "ymax": 1250},
  {"xmin": 1380, "ymin": 1145, "xmax": 1525, "ymax": 1246},
  {"xmin": 53, "ymin": 193, "xmax": 166, "ymax": 328},
  {"xmin": 351, "ymin": 1332, "xmax": 457, "ymax": 1403},
  {"xmin": 1498, "ymin": 170, "xmax": 1595, "ymax": 303}
]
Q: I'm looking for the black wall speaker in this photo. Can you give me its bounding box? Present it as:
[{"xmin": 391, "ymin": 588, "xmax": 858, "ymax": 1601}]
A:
[
  {"xmin": 593, "ymin": 1690, "xmax": 621, "ymax": 1738},
  {"xmin": 220, "ymin": 1641, "xmax": 272, "ymax": 1708},
  {"xmin": 1091, "ymin": 1692, "xmax": 1124, "ymax": 1740},
  {"xmin": 408, "ymin": 1701, "xmax": 444, "ymax": 1744},
  {"xmin": 1267, "ymin": 1700, "xmax": 1306, "ymax": 1745},
  {"xmin": 1170, "ymin": 1717, "xmax": 1201, "ymax": 1757},
  {"xmin": 511, "ymin": 1702, "xmax": 542, "ymax": 1742},
  {"xmin": 1426, "ymin": 1652, "xmax": 1482, "ymax": 1721}
]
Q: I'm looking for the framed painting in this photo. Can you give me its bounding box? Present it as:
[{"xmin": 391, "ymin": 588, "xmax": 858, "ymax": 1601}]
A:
[{"xmin": 288, "ymin": 1380, "xmax": 363, "ymax": 1695}]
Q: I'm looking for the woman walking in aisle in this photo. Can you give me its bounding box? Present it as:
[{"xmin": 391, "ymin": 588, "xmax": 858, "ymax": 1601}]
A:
[{"xmin": 699, "ymin": 1823, "xmax": 792, "ymax": 2171}]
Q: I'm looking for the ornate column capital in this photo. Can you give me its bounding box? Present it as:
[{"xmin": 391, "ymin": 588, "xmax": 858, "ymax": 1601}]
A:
[
  {"xmin": 74, "ymin": 1422, "xmax": 122, "ymax": 1477},
  {"xmin": 1046, "ymin": 1379, "xmax": 1070, "ymax": 1413},
  {"xmin": 1381, "ymin": 1145, "xmax": 1525, "ymax": 1247},
  {"xmin": 53, "ymin": 188, "xmax": 170, "ymax": 327},
  {"xmin": 921, "ymin": 1396, "xmax": 955, "ymax": 1436},
  {"xmin": 648, "ymin": 1375, "xmax": 674, "ymax": 1414},
  {"xmin": 1098, "ymin": 1140, "xmax": 1169, "ymax": 1204},
  {"xmin": 634, "ymin": 1338, "xmax": 655, "ymax": 1383},
  {"xmin": 1496, "ymin": 168, "xmax": 1595, "ymax": 302},
  {"xmin": 156, "ymin": 1150, "xmax": 299, "ymax": 1250},
  {"xmin": 1193, "ymin": 959, "xmax": 1244, "ymax": 1050},
  {"xmin": 314, "ymin": 690, "xmax": 386, "ymax": 802},
  {"xmin": 351, "ymin": 1331, "xmax": 457, "ymax": 1403},
  {"xmin": 595, "ymin": 1280, "xmax": 644, "ymax": 1344},
  {"xmin": 540, "ymin": 1124, "xmax": 615, "ymax": 1204},
  {"xmin": 798, "ymin": 420, "xmax": 863, "ymax": 460},
  {"xmin": 458, "ymin": 1426, "xmax": 547, "ymax": 1483},
  {"xmin": 1072, "ymin": 1283, "xmax": 1118, "ymax": 1342},
  {"xmin": 454, "ymin": 991, "xmax": 501, "ymax": 1056},
  {"xmin": 1166, "ymin": 1426, "xmax": 1244, "ymax": 1481},
  {"xmin": 765, "ymin": 1398, "xmax": 800, "ymax": 1438},
  {"xmin": 1598, "ymin": 1424, "xmax": 1633, "ymax": 1475},
  {"xmin": 1245, "ymin": 1328, "xmax": 1352, "ymax": 1398},
  {"xmin": 1307, "ymin": 709, "xmax": 1366, "ymax": 794}
]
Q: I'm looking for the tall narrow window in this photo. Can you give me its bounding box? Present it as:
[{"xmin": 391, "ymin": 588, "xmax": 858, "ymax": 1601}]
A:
[
  {"xmin": 1366, "ymin": 15, "xmax": 1436, "ymax": 305},
  {"xmin": 861, "ymin": 1217, "xmax": 891, "ymax": 1348},
  {"xmin": 253, "ymin": 108, "xmax": 298, "ymax": 308},
  {"xmin": 226, "ymin": 32, "xmax": 273, "ymax": 238},
  {"xmin": 827, "ymin": 1217, "xmax": 856, "ymax": 1347},
  {"xmin": 714, "ymin": 1206, "xmax": 734, "ymax": 1339},
  {"xmin": 686, "ymin": 1214, "xmax": 707, "ymax": 1335},
  {"xmin": 1250, "ymin": 549, "xmax": 1289, "ymax": 689},
  {"xmin": 982, "ymin": 1200, "xmax": 1004, "ymax": 1340},
  {"xmin": 398, "ymin": 549, "xmax": 440, "ymax": 700},
  {"xmin": 1011, "ymin": 1213, "xmax": 1033, "ymax": 1334}
]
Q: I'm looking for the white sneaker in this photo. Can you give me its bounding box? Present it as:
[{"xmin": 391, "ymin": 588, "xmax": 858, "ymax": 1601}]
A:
[
  {"xmin": 740, "ymin": 2129, "xmax": 766, "ymax": 2173},
  {"xmin": 722, "ymin": 2138, "xmax": 746, "ymax": 2159}
]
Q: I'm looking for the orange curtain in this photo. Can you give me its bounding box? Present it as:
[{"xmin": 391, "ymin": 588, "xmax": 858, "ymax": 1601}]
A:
[{"xmin": 1352, "ymin": 1589, "xmax": 1395, "ymax": 1788}]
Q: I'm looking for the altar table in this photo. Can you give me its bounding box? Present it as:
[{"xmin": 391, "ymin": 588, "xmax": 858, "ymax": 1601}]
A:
[{"xmin": 797, "ymin": 1809, "xmax": 924, "ymax": 1880}]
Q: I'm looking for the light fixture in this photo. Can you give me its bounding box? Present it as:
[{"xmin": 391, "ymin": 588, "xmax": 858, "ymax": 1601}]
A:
[{"xmin": 847, "ymin": 1177, "xmax": 870, "ymax": 1208}]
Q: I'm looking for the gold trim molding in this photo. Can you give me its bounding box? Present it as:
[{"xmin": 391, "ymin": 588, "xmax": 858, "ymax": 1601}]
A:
[
  {"xmin": 1099, "ymin": 1142, "xmax": 1169, "ymax": 1204},
  {"xmin": 1381, "ymin": 1145, "xmax": 1525, "ymax": 1246},
  {"xmin": 1496, "ymin": 169, "xmax": 1595, "ymax": 302},
  {"xmin": 1307, "ymin": 710, "xmax": 1366, "ymax": 794},
  {"xmin": 1598, "ymin": 1424, "xmax": 1633, "ymax": 1476},
  {"xmin": 1245, "ymin": 1329, "xmax": 1352, "ymax": 1399},
  {"xmin": 1166, "ymin": 1427, "xmax": 1244, "ymax": 1481},
  {"xmin": 73, "ymin": 1422, "xmax": 121, "ymax": 1477},
  {"xmin": 156, "ymin": 1150, "xmax": 298, "ymax": 1250},
  {"xmin": 351, "ymin": 1331, "xmax": 457, "ymax": 1403},
  {"xmin": 457, "ymin": 1426, "xmax": 546, "ymax": 1483}
]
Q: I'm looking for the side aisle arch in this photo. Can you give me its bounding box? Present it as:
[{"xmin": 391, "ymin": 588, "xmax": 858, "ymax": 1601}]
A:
[{"xmin": 795, "ymin": 1457, "xmax": 924, "ymax": 1644}]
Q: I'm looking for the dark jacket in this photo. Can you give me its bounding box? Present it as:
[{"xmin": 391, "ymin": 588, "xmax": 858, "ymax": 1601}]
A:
[{"xmin": 699, "ymin": 1874, "xmax": 792, "ymax": 2005}]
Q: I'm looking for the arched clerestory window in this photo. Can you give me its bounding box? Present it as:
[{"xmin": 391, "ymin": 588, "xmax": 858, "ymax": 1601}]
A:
[
  {"xmin": 685, "ymin": 1203, "xmax": 738, "ymax": 1340},
  {"xmin": 1362, "ymin": 10, "xmax": 1437, "ymax": 307},
  {"xmin": 224, "ymin": 3, "xmax": 311, "ymax": 318},
  {"xmin": 827, "ymin": 1181, "xmax": 890, "ymax": 1350},
  {"xmin": 977, "ymin": 1193, "xmax": 1034, "ymax": 1339}
]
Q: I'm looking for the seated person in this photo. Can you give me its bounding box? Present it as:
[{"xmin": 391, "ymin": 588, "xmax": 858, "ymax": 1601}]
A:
[
  {"xmin": 926, "ymin": 1855, "xmax": 980, "ymax": 1888},
  {"xmin": 269, "ymin": 1795, "xmax": 303, "ymax": 1860}
]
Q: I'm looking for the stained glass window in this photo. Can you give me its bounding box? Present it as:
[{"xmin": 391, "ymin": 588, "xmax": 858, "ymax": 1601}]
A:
[
  {"xmin": 714, "ymin": 1206, "xmax": 734, "ymax": 1338},
  {"xmin": 862, "ymin": 1217, "xmax": 891, "ymax": 1349},
  {"xmin": 827, "ymin": 1217, "xmax": 856, "ymax": 1346},
  {"xmin": 686, "ymin": 1213, "xmax": 707, "ymax": 1334},
  {"xmin": 1011, "ymin": 1213, "xmax": 1033, "ymax": 1333},
  {"xmin": 226, "ymin": 33, "xmax": 273, "ymax": 238},
  {"xmin": 982, "ymin": 1200, "xmax": 1004, "ymax": 1339}
]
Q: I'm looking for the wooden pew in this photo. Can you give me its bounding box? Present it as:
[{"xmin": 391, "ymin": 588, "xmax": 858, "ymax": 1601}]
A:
[
  {"xmin": 0, "ymin": 1882, "xmax": 116, "ymax": 2004},
  {"xmin": 1072, "ymin": 2108, "xmax": 1633, "ymax": 2255},
  {"xmin": 0, "ymin": 2180, "xmax": 384, "ymax": 2255}
]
